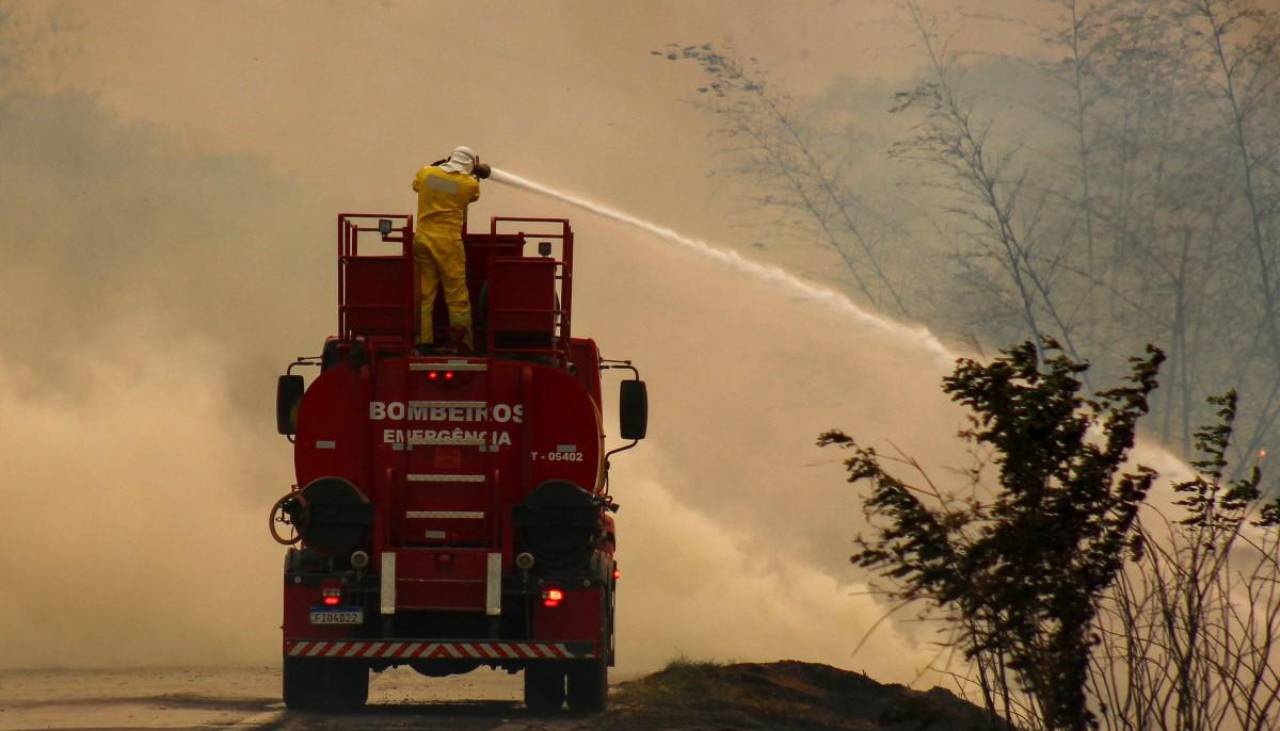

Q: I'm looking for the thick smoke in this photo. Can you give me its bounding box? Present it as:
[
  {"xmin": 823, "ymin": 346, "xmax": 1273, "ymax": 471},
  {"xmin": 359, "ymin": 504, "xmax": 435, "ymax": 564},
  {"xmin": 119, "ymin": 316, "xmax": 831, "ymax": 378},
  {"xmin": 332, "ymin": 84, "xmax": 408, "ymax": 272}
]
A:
[
  {"xmin": 0, "ymin": 89, "xmax": 317, "ymax": 667},
  {"xmin": 0, "ymin": 0, "xmax": 1190, "ymax": 688},
  {"xmin": 0, "ymin": 333, "xmax": 277, "ymax": 667},
  {"xmin": 617, "ymin": 474, "xmax": 935, "ymax": 678},
  {"xmin": 0, "ymin": 84, "xmax": 970, "ymax": 679}
]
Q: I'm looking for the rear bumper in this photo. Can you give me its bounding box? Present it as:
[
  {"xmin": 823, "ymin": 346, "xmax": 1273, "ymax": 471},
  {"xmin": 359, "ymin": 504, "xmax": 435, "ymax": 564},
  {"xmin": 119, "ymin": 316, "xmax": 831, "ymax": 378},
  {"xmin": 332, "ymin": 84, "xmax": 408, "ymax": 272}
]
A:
[{"xmin": 284, "ymin": 639, "xmax": 596, "ymax": 661}]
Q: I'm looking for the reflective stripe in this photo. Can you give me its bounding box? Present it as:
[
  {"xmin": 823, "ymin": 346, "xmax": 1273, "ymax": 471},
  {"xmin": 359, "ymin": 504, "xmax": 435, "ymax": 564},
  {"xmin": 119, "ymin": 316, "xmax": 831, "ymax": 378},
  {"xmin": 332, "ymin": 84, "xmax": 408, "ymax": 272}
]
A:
[
  {"xmin": 412, "ymin": 438, "xmax": 487, "ymax": 447},
  {"xmin": 407, "ymin": 511, "xmax": 484, "ymax": 519},
  {"xmin": 410, "ymin": 362, "xmax": 487, "ymax": 372},
  {"xmin": 407, "ymin": 474, "xmax": 485, "ymax": 483},
  {"xmin": 485, "ymin": 552, "xmax": 502, "ymax": 617},
  {"xmin": 426, "ymin": 175, "xmax": 460, "ymax": 194},
  {"xmin": 285, "ymin": 640, "xmax": 592, "ymax": 660},
  {"xmin": 315, "ymin": 440, "xmax": 336, "ymax": 450},
  {"xmin": 381, "ymin": 553, "xmax": 396, "ymax": 615},
  {"xmin": 555, "ymin": 444, "xmax": 577, "ymax": 453}
]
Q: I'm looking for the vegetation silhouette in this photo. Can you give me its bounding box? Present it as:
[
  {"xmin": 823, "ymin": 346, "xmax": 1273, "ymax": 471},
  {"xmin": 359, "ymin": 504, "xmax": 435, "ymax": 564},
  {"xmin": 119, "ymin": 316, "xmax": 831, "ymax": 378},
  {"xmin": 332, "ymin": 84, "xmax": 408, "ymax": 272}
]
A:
[{"xmin": 823, "ymin": 341, "xmax": 1280, "ymax": 730}]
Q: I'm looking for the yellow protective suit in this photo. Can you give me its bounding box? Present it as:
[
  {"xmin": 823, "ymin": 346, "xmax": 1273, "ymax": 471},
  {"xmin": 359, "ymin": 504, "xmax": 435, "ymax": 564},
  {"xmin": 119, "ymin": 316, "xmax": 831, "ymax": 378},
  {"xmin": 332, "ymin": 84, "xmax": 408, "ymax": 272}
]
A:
[{"xmin": 412, "ymin": 164, "xmax": 480, "ymax": 348}]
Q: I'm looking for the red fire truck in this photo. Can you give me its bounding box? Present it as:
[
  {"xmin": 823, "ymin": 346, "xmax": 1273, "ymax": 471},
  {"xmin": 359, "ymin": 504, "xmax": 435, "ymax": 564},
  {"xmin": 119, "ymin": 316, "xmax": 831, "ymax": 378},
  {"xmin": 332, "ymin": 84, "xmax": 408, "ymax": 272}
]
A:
[{"xmin": 270, "ymin": 214, "xmax": 647, "ymax": 712}]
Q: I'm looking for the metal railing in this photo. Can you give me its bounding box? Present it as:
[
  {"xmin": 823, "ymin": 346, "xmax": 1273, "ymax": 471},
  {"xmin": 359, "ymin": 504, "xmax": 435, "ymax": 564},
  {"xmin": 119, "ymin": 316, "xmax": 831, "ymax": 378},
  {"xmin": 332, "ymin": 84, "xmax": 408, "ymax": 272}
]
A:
[
  {"xmin": 337, "ymin": 213, "xmax": 415, "ymax": 343},
  {"xmin": 484, "ymin": 217, "xmax": 574, "ymax": 363}
]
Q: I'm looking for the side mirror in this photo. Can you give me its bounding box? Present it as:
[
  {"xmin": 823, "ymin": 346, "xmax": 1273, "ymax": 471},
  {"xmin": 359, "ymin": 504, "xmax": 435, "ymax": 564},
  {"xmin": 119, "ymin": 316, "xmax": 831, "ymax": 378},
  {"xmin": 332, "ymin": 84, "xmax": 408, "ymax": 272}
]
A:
[
  {"xmin": 378, "ymin": 218, "xmax": 393, "ymax": 236},
  {"xmin": 619, "ymin": 380, "xmax": 648, "ymax": 441},
  {"xmin": 276, "ymin": 375, "xmax": 305, "ymax": 435}
]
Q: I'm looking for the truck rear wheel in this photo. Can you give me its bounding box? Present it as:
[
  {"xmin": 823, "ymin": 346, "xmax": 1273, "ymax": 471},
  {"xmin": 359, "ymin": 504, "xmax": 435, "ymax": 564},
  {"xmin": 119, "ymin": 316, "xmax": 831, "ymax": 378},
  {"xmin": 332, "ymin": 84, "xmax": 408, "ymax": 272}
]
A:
[
  {"xmin": 523, "ymin": 663, "xmax": 565, "ymax": 713},
  {"xmin": 282, "ymin": 657, "xmax": 369, "ymax": 711},
  {"xmin": 566, "ymin": 657, "xmax": 608, "ymax": 712}
]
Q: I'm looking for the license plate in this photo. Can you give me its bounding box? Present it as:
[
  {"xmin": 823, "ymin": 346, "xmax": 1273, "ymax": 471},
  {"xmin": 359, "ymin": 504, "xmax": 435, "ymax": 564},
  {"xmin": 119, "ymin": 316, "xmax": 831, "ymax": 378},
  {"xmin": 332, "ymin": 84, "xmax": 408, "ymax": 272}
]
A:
[{"xmin": 310, "ymin": 608, "xmax": 363, "ymax": 625}]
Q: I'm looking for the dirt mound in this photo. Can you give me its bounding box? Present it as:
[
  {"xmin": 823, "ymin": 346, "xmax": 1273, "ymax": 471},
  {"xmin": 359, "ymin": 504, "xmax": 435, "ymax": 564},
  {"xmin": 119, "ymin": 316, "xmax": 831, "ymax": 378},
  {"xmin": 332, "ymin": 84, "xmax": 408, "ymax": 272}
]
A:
[{"xmin": 593, "ymin": 660, "xmax": 1000, "ymax": 730}]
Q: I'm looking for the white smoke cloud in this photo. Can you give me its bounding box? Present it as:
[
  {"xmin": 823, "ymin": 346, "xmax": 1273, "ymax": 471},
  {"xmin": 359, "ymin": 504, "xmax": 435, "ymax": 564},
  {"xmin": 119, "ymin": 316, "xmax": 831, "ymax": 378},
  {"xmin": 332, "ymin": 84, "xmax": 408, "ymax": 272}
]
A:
[
  {"xmin": 0, "ymin": 324, "xmax": 280, "ymax": 667},
  {"xmin": 616, "ymin": 467, "xmax": 938, "ymax": 682}
]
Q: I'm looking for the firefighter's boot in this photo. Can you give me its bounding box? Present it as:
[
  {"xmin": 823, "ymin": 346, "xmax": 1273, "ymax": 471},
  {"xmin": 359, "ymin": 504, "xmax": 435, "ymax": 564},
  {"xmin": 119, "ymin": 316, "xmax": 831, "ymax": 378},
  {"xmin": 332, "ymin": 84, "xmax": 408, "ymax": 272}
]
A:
[{"xmin": 449, "ymin": 326, "xmax": 473, "ymax": 355}]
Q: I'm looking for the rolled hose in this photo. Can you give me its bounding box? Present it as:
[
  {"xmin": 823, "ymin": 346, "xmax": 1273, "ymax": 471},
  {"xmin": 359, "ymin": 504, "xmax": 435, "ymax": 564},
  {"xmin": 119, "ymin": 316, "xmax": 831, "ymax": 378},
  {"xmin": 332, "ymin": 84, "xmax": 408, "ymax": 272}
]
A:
[
  {"xmin": 269, "ymin": 478, "xmax": 372, "ymax": 552},
  {"xmin": 268, "ymin": 492, "xmax": 309, "ymax": 546}
]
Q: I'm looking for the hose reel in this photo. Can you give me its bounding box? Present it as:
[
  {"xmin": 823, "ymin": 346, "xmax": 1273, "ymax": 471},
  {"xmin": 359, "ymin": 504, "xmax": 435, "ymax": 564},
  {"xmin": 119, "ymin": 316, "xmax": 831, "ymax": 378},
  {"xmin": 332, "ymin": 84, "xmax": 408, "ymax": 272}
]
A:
[
  {"xmin": 269, "ymin": 492, "xmax": 309, "ymax": 545},
  {"xmin": 268, "ymin": 477, "xmax": 372, "ymax": 552}
]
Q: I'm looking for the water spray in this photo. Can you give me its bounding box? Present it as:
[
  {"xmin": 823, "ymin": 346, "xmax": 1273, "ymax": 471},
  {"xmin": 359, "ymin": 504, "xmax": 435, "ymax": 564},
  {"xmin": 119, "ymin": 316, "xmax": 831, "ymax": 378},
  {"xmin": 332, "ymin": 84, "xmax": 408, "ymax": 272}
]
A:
[{"xmin": 488, "ymin": 167, "xmax": 951, "ymax": 361}]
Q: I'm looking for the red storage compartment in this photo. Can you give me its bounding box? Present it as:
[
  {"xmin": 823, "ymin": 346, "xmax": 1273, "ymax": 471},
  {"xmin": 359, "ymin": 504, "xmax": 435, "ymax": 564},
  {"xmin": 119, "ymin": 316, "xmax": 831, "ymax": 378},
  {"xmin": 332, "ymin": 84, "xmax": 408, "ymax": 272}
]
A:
[
  {"xmin": 488, "ymin": 258, "xmax": 557, "ymax": 345},
  {"xmin": 342, "ymin": 257, "xmax": 413, "ymax": 337}
]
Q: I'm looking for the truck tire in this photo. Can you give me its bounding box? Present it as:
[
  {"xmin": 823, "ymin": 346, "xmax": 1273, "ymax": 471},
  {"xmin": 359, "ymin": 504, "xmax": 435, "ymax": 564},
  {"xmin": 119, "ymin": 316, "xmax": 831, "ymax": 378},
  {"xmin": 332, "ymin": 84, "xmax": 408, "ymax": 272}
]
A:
[
  {"xmin": 523, "ymin": 663, "xmax": 565, "ymax": 713},
  {"xmin": 283, "ymin": 657, "xmax": 369, "ymax": 711},
  {"xmin": 566, "ymin": 657, "xmax": 608, "ymax": 712}
]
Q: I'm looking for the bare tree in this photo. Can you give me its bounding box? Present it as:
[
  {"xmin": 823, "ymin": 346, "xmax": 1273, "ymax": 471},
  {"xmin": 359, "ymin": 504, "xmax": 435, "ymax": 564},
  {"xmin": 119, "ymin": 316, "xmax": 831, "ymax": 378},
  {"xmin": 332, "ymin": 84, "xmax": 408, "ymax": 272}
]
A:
[
  {"xmin": 1181, "ymin": 0, "xmax": 1280, "ymax": 470},
  {"xmin": 653, "ymin": 43, "xmax": 911, "ymax": 317},
  {"xmin": 893, "ymin": 1, "xmax": 1091, "ymax": 379}
]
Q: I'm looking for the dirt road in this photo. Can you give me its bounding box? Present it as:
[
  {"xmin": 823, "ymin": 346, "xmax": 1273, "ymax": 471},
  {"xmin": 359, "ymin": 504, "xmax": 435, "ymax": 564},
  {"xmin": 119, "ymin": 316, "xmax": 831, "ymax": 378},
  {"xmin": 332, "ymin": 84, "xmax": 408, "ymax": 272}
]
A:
[{"xmin": 0, "ymin": 666, "xmax": 600, "ymax": 730}]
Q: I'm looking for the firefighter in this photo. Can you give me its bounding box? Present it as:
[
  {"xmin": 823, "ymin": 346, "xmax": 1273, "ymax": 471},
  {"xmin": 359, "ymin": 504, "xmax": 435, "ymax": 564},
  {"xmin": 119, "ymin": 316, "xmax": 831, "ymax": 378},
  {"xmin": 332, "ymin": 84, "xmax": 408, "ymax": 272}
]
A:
[{"xmin": 412, "ymin": 146, "xmax": 482, "ymax": 353}]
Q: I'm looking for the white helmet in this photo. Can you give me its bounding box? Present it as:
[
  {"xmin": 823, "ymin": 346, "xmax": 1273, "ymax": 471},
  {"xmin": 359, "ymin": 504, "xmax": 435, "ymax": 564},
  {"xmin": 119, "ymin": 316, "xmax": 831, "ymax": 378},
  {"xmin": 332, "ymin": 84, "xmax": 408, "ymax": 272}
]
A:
[{"xmin": 438, "ymin": 146, "xmax": 476, "ymax": 175}]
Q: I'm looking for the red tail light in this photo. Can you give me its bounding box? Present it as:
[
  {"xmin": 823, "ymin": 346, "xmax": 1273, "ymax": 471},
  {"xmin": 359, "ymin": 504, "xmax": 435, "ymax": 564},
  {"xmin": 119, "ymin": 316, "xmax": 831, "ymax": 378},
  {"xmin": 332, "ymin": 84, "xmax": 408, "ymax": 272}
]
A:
[
  {"xmin": 614, "ymin": 568, "xmax": 621, "ymax": 580},
  {"xmin": 321, "ymin": 584, "xmax": 341, "ymax": 606},
  {"xmin": 427, "ymin": 371, "xmax": 440, "ymax": 381},
  {"xmin": 542, "ymin": 588, "xmax": 564, "ymax": 608},
  {"xmin": 443, "ymin": 371, "xmax": 455, "ymax": 381}
]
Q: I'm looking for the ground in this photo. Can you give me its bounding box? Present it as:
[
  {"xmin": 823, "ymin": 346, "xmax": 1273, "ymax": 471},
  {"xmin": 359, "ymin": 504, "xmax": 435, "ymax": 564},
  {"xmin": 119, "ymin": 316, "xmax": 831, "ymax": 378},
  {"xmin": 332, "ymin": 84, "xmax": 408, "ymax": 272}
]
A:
[{"xmin": 0, "ymin": 662, "xmax": 997, "ymax": 730}]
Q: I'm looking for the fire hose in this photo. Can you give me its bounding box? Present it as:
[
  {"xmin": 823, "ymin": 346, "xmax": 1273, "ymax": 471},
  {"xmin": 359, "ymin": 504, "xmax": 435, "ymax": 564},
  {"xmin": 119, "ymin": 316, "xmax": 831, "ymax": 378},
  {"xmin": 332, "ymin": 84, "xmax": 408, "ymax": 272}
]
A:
[{"xmin": 269, "ymin": 491, "xmax": 310, "ymax": 546}]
